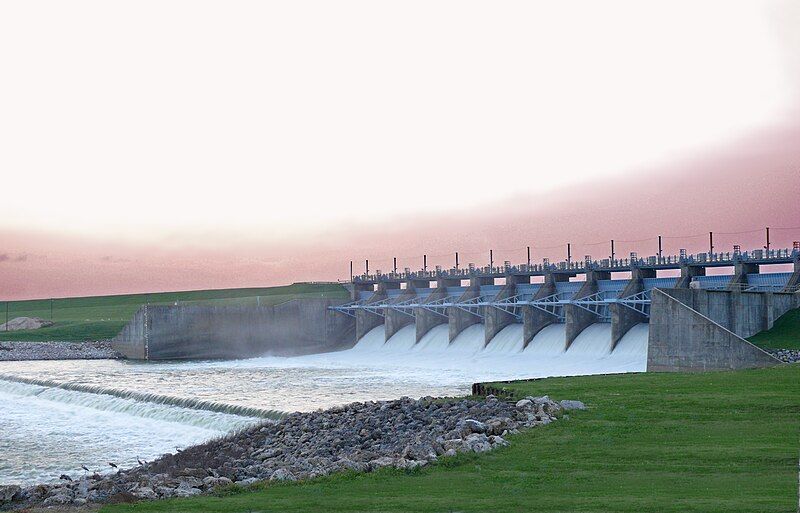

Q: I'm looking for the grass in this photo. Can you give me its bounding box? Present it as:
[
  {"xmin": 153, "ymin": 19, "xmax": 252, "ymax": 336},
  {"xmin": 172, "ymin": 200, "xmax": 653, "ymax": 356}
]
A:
[
  {"xmin": 749, "ymin": 308, "xmax": 800, "ymax": 350},
  {"xmin": 102, "ymin": 365, "xmax": 800, "ymax": 513},
  {"xmin": 0, "ymin": 283, "xmax": 348, "ymax": 342}
]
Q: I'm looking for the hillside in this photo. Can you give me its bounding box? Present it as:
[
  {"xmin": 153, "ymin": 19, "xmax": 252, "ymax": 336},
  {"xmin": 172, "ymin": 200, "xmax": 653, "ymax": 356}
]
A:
[{"xmin": 0, "ymin": 283, "xmax": 349, "ymax": 342}]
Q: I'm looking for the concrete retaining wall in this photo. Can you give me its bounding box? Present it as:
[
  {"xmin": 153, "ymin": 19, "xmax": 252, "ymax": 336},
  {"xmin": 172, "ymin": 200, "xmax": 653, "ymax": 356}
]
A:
[
  {"xmin": 647, "ymin": 289, "xmax": 780, "ymax": 371},
  {"xmin": 657, "ymin": 288, "xmax": 799, "ymax": 338},
  {"xmin": 112, "ymin": 298, "xmax": 355, "ymax": 360}
]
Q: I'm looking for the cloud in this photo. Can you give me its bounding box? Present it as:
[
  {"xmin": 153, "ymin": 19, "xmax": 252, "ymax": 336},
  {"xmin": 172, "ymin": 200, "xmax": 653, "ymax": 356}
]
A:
[{"xmin": 0, "ymin": 254, "xmax": 8, "ymax": 262}]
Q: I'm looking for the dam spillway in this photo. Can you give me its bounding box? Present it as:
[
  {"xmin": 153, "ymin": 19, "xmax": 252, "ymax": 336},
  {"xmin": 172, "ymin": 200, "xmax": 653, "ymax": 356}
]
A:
[
  {"xmin": 110, "ymin": 243, "xmax": 800, "ymax": 372},
  {"xmin": 350, "ymin": 320, "xmax": 649, "ymax": 379}
]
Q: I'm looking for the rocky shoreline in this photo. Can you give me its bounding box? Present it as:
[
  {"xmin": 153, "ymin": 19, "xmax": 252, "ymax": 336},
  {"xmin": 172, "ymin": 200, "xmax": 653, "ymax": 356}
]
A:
[
  {"xmin": 766, "ymin": 348, "xmax": 800, "ymax": 364},
  {"xmin": 0, "ymin": 394, "xmax": 584, "ymax": 509},
  {"xmin": 0, "ymin": 341, "xmax": 120, "ymax": 362}
]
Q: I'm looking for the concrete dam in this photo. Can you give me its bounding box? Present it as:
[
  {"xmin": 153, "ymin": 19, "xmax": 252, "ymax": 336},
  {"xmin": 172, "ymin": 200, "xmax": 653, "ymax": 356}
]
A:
[{"xmin": 113, "ymin": 244, "xmax": 800, "ymax": 373}]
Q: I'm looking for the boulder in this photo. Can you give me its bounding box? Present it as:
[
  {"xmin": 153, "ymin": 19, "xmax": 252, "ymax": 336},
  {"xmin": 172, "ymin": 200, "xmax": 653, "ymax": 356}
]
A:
[
  {"xmin": 269, "ymin": 468, "xmax": 297, "ymax": 482},
  {"xmin": 560, "ymin": 400, "xmax": 586, "ymax": 410},
  {"xmin": 0, "ymin": 485, "xmax": 22, "ymax": 503},
  {"xmin": 0, "ymin": 316, "xmax": 54, "ymax": 331}
]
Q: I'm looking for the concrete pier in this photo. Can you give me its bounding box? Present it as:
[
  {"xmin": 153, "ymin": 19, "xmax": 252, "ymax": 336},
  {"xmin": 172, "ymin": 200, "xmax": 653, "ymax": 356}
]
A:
[
  {"xmin": 610, "ymin": 268, "xmax": 654, "ymax": 349},
  {"xmin": 384, "ymin": 286, "xmax": 415, "ymax": 340},
  {"xmin": 448, "ymin": 277, "xmax": 488, "ymax": 342},
  {"xmin": 355, "ymin": 287, "xmax": 387, "ymax": 342},
  {"xmin": 485, "ymin": 276, "xmax": 522, "ymax": 345},
  {"xmin": 565, "ymin": 271, "xmax": 607, "ymax": 349}
]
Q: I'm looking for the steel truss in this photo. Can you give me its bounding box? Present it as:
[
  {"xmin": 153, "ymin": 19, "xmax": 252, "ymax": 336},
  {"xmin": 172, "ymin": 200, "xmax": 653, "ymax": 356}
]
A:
[{"xmin": 330, "ymin": 290, "xmax": 655, "ymax": 320}]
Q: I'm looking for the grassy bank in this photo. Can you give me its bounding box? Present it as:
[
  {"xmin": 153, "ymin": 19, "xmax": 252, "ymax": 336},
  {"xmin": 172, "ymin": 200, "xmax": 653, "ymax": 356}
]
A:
[
  {"xmin": 102, "ymin": 365, "xmax": 799, "ymax": 513},
  {"xmin": 0, "ymin": 283, "xmax": 348, "ymax": 342},
  {"xmin": 749, "ymin": 308, "xmax": 800, "ymax": 350}
]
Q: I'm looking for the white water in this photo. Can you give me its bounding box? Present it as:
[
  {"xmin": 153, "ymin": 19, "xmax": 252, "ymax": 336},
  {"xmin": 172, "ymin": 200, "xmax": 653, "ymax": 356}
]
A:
[
  {"xmin": 566, "ymin": 323, "xmax": 613, "ymax": 357},
  {"xmin": 484, "ymin": 324, "xmax": 524, "ymax": 354},
  {"xmin": 412, "ymin": 324, "xmax": 450, "ymax": 352},
  {"xmin": 610, "ymin": 323, "xmax": 649, "ymax": 359},
  {"xmin": 0, "ymin": 321, "xmax": 648, "ymax": 487},
  {"xmin": 0, "ymin": 380, "xmax": 256, "ymax": 486},
  {"xmin": 383, "ymin": 325, "xmax": 416, "ymax": 351},
  {"xmin": 449, "ymin": 324, "xmax": 486, "ymax": 354},
  {"xmin": 524, "ymin": 324, "xmax": 567, "ymax": 356}
]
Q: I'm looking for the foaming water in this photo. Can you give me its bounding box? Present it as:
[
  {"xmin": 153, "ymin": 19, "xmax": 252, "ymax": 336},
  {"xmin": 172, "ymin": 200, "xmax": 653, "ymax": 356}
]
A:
[
  {"xmin": 412, "ymin": 324, "xmax": 450, "ymax": 352},
  {"xmin": 383, "ymin": 325, "xmax": 416, "ymax": 351},
  {"xmin": 566, "ymin": 323, "xmax": 613, "ymax": 357},
  {"xmin": 449, "ymin": 324, "xmax": 486, "ymax": 354},
  {"xmin": 524, "ymin": 324, "xmax": 567, "ymax": 356},
  {"xmin": 0, "ymin": 321, "xmax": 648, "ymax": 486},
  {"xmin": 484, "ymin": 324, "xmax": 524, "ymax": 354},
  {"xmin": 0, "ymin": 379, "xmax": 261, "ymax": 486},
  {"xmin": 611, "ymin": 323, "xmax": 649, "ymax": 358},
  {"xmin": 352, "ymin": 326, "xmax": 385, "ymax": 350}
]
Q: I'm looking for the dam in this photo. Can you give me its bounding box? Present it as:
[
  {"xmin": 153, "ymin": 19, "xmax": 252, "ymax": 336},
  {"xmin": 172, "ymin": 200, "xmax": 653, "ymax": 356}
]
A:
[{"xmin": 112, "ymin": 244, "xmax": 800, "ymax": 372}]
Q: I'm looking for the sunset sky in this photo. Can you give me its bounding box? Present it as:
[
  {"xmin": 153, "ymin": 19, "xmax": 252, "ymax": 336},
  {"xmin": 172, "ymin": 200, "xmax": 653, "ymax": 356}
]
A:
[{"xmin": 1, "ymin": 1, "xmax": 799, "ymax": 299}]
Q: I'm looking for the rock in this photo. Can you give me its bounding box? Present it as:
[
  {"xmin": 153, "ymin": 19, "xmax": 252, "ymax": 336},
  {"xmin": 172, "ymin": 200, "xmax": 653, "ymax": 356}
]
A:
[
  {"xmin": 178, "ymin": 468, "xmax": 208, "ymax": 479},
  {"xmin": 133, "ymin": 487, "xmax": 158, "ymax": 500},
  {"xmin": 463, "ymin": 433, "xmax": 492, "ymax": 453},
  {"xmin": 203, "ymin": 476, "xmax": 233, "ymax": 489},
  {"xmin": 0, "ymin": 316, "xmax": 54, "ymax": 331},
  {"xmin": 42, "ymin": 491, "xmax": 73, "ymax": 506},
  {"xmin": 560, "ymin": 400, "xmax": 586, "ymax": 410},
  {"xmin": 13, "ymin": 394, "xmax": 582, "ymax": 509},
  {"xmin": 401, "ymin": 443, "xmax": 437, "ymax": 461},
  {"xmin": 0, "ymin": 485, "xmax": 22, "ymax": 503},
  {"xmin": 177, "ymin": 476, "xmax": 204, "ymax": 488},
  {"xmin": 368, "ymin": 457, "xmax": 397, "ymax": 470},
  {"xmin": 460, "ymin": 419, "xmax": 487, "ymax": 434},
  {"xmin": 269, "ymin": 468, "xmax": 297, "ymax": 482}
]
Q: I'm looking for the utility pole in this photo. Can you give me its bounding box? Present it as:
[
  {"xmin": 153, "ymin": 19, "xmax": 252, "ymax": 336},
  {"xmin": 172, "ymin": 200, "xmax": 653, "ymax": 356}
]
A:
[
  {"xmin": 365, "ymin": 259, "xmax": 369, "ymax": 275},
  {"xmin": 611, "ymin": 240, "xmax": 615, "ymax": 261},
  {"xmin": 489, "ymin": 250, "xmax": 493, "ymax": 269},
  {"xmin": 393, "ymin": 257, "xmax": 397, "ymax": 274},
  {"xmin": 455, "ymin": 252, "xmax": 459, "ymax": 270},
  {"xmin": 527, "ymin": 246, "xmax": 531, "ymax": 267},
  {"xmin": 567, "ymin": 243, "xmax": 571, "ymax": 264},
  {"xmin": 350, "ymin": 261, "xmax": 353, "ymax": 281},
  {"xmin": 423, "ymin": 254, "xmax": 427, "ymax": 273},
  {"xmin": 765, "ymin": 227, "xmax": 770, "ymax": 251},
  {"xmin": 658, "ymin": 235, "xmax": 662, "ymax": 262},
  {"xmin": 709, "ymin": 232, "xmax": 714, "ymax": 254}
]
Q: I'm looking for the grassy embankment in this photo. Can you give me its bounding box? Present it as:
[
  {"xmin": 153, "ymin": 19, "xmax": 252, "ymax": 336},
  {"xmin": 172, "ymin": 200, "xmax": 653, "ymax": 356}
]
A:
[
  {"xmin": 749, "ymin": 308, "xmax": 800, "ymax": 350},
  {"xmin": 0, "ymin": 283, "xmax": 348, "ymax": 342},
  {"xmin": 103, "ymin": 365, "xmax": 800, "ymax": 513}
]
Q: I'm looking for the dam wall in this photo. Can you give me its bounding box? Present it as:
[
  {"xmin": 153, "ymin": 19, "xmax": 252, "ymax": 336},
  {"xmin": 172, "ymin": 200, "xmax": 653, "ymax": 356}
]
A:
[
  {"xmin": 112, "ymin": 298, "xmax": 355, "ymax": 360},
  {"xmin": 647, "ymin": 289, "xmax": 786, "ymax": 372}
]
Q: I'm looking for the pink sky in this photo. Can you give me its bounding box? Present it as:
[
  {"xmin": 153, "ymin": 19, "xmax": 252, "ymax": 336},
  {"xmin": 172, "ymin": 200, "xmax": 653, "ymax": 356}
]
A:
[
  {"xmin": 2, "ymin": 2, "xmax": 799, "ymax": 300},
  {"xmin": 2, "ymin": 118, "xmax": 798, "ymax": 300}
]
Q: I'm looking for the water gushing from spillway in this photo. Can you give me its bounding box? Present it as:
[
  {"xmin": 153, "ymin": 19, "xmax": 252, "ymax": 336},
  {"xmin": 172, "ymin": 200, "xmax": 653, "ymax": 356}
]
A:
[{"xmin": 0, "ymin": 321, "xmax": 648, "ymax": 486}]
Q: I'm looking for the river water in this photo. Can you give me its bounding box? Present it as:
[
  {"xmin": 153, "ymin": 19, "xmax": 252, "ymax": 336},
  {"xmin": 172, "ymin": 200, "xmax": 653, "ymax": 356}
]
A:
[{"xmin": 0, "ymin": 323, "xmax": 648, "ymax": 486}]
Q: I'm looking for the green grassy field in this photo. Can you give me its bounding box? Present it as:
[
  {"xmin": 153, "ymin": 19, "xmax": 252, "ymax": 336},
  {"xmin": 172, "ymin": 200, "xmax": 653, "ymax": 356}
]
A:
[
  {"xmin": 0, "ymin": 283, "xmax": 348, "ymax": 342},
  {"xmin": 749, "ymin": 308, "xmax": 800, "ymax": 350},
  {"xmin": 102, "ymin": 365, "xmax": 800, "ymax": 513}
]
